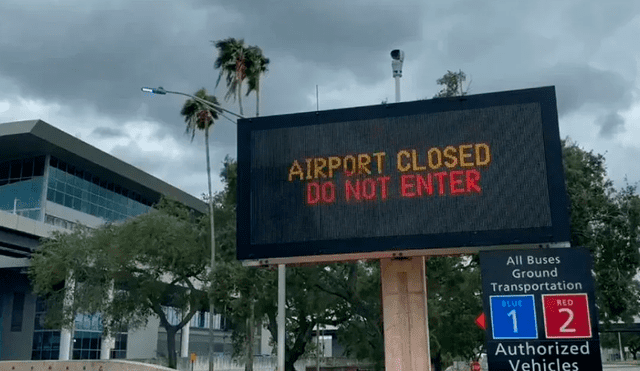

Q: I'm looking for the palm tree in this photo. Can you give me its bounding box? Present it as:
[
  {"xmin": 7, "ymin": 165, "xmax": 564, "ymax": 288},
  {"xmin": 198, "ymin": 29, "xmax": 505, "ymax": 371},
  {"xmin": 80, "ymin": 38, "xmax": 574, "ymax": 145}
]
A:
[
  {"xmin": 179, "ymin": 87, "xmax": 219, "ymax": 237},
  {"xmin": 180, "ymin": 89, "xmax": 219, "ymax": 371},
  {"xmin": 244, "ymin": 46, "xmax": 270, "ymax": 117},
  {"xmin": 213, "ymin": 38, "xmax": 248, "ymax": 116}
]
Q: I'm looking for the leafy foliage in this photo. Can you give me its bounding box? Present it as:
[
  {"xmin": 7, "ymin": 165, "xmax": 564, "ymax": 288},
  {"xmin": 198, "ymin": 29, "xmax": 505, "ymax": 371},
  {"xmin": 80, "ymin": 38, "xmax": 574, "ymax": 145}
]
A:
[
  {"xmin": 213, "ymin": 37, "xmax": 248, "ymax": 115},
  {"xmin": 244, "ymin": 45, "xmax": 270, "ymax": 116},
  {"xmin": 627, "ymin": 335, "xmax": 640, "ymax": 360},
  {"xmin": 212, "ymin": 38, "xmax": 269, "ymax": 117},
  {"xmin": 179, "ymin": 88, "xmax": 219, "ymax": 141},
  {"xmin": 563, "ymin": 140, "xmax": 640, "ymax": 324},
  {"xmin": 433, "ymin": 70, "xmax": 469, "ymax": 98},
  {"xmin": 427, "ymin": 256, "xmax": 484, "ymax": 370},
  {"xmin": 211, "ymin": 159, "xmax": 363, "ymax": 371},
  {"xmin": 29, "ymin": 199, "xmax": 209, "ymax": 368},
  {"xmin": 315, "ymin": 262, "xmax": 384, "ymax": 371}
]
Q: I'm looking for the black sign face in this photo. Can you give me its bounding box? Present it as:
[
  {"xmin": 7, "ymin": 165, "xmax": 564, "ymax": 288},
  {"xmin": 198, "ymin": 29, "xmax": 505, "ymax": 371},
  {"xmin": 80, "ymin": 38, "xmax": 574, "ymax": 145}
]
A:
[
  {"xmin": 480, "ymin": 248, "xmax": 602, "ymax": 371},
  {"xmin": 237, "ymin": 87, "xmax": 570, "ymax": 261}
]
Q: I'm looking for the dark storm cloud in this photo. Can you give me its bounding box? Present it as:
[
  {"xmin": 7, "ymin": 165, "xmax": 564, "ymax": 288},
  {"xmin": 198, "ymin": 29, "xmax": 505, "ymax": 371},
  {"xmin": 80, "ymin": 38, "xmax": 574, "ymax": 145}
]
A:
[
  {"xmin": 563, "ymin": 0, "xmax": 640, "ymax": 49},
  {"xmin": 210, "ymin": 0, "xmax": 423, "ymax": 85},
  {"xmin": 0, "ymin": 0, "xmax": 424, "ymax": 139},
  {"xmin": 0, "ymin": 1, "xmax": 218, "ymax": 126},
  {"xmin": 1, "ymin": 0, "xmax": 638, "ymax": 192},
  {"xmin": 424, "ymin": 0, "xmax": 639, "ymax": 122},
  {"xmin": 596, "ymin": 112, "xmax": 625, "ymax": 139},
  {"xmin": 91, "ymin": 126, "xmax": 125, "ymax": 139},
  {"xmin": 539, "ymin": 64, "xmax": 634, "ymax": 116},
  {"xmin": 110, "ymin": 141, "xmax": 204, "ymax": 182}
]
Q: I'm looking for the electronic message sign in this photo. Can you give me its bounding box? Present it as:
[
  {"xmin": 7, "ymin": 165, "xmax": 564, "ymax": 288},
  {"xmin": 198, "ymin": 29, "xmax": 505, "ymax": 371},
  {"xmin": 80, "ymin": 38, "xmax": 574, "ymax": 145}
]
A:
[
  {"xmin": 237, "ymin": 86, "xmax": 570, "ymax": 262},
  {"xmin": 480, "ymin": 248, "xmax": 602, "ymax": 371}
]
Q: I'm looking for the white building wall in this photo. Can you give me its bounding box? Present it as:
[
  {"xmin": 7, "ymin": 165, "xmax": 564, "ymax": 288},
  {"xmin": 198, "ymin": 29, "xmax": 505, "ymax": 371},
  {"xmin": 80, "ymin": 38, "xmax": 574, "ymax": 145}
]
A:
[{"xmin": 127, "ymin": 315, "xmax": 160, "ymax": 359}]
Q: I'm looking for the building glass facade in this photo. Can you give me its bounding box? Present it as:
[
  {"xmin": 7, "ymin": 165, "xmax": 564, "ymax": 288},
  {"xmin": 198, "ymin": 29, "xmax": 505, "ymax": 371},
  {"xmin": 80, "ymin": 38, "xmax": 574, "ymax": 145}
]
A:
[
  {"xmin": 1, "ymin": 155, "xmax": 154, "ymax": 224},
  {"xmin": 0, "ymin": 156, "xmax": 45, "ymax": 220},
  {"xmin": 46, "ymin": 156, "xmax": 153, "ymax": 223}
]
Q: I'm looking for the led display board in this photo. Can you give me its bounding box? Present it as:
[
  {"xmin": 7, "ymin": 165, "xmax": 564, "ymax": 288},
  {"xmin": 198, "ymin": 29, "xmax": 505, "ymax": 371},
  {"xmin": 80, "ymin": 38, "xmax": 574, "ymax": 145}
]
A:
[{"xmin": 237, "ymin": 86, "xmax": 570, "ymax": 262}]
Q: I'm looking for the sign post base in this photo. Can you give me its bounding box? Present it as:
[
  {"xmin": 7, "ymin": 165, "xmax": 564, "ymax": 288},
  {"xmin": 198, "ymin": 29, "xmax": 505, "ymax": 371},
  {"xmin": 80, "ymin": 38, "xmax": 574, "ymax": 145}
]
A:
[{"xmin": 381, "ymin": 257, "xmax": 431, "ymax": 371}]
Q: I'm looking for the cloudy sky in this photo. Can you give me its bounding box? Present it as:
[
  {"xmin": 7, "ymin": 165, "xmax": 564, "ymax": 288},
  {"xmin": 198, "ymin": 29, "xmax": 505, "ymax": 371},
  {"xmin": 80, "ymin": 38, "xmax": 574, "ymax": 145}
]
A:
[{"xmin": 1, "ymin": 0, "xmax": 638, "ymax": 198}]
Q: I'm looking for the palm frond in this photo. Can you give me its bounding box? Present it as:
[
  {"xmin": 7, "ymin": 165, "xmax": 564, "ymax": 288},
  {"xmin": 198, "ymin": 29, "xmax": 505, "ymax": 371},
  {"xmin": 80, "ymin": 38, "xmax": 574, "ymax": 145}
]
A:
[{"xmin": 179, "ymin": 88, "xmax": 219, "ymax": 141}]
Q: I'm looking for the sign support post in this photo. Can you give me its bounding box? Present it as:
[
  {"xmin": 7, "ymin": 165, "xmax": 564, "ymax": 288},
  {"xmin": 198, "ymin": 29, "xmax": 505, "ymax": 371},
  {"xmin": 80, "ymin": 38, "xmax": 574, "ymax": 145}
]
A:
[
  {"xmin": 381, "ymin": 257, "xmax": 431, "ymax": 371},
  {"xmin": 278, "ymin": 264, "xmax": 286, "ymax": 371}
]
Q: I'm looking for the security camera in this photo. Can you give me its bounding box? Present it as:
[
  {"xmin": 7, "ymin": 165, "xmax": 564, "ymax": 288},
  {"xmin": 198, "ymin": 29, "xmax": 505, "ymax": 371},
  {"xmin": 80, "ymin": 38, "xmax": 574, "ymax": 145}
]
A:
[
  {"xmin": 391, "ymin": 49, "xmax": 404, "ymax": 78},
  {"xmin": 390, "ymin": 49, "xmax": 404, "ymax": 62}
]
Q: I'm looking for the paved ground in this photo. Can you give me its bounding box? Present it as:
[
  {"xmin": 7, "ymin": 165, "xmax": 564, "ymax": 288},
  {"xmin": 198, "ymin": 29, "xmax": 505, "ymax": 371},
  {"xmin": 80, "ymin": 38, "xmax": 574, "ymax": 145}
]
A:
[{"xmin": 603, "ymin": 362, "xmax": 640, "ymax": 370}]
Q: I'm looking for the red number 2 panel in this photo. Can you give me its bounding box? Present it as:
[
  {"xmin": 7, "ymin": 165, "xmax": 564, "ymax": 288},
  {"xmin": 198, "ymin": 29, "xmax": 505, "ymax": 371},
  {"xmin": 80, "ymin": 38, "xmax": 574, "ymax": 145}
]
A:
[{"xmin": 542, "ymin": 293, "xmax": 592, "ymax": 339}]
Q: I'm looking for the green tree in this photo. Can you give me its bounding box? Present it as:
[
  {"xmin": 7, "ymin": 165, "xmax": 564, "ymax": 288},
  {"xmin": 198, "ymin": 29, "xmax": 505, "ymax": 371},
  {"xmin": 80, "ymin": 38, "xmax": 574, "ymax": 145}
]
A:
[
  {"xmin": 433, "ymin": 70, "xmax": 469, "ymax": 98},
  {"xmin": 29, "ymin": 199, "xmax": 209, "ymax": 369},
  {"xmin": 315, "ymin": 262, "xmax": 384, "ymax": 371},
  {"xmin": 212, "ymin": 263, "xmax": 341, "ymax": 371},
  {"xmin": 213, "ymin": 37, "xmax": 249, "ymax": 116},
  {"xmin": 264, "ymin": 266, "xmax": 341, "ymax": 371},
  {"xmin": 563, "ymin": 140, "xmax": 640, "ymax": 324},
  {"xmin": 209, "ymin": 158, "xmax": 261, "ymax": 371},
  {"xmin": 210, "ymin": 160, "xmax": 344, "ymax": 371},
  {"xmin": 426, "ymin": 256, "xmax": 484, "ymax": 371},
  {"xmin": 626, "ymin": 335, "xmax": 640, "ymax": 360},
  {"xmin": 244, "ymin": 45, "xmax": 270, "ymax": 117}
]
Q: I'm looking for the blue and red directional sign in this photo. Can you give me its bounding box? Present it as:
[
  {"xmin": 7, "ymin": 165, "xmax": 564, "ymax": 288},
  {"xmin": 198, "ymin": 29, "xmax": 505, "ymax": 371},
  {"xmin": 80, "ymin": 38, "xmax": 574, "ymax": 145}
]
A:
[{"xmin": 480, "ymin": 248, "xmax": 602, "ymax": 371}]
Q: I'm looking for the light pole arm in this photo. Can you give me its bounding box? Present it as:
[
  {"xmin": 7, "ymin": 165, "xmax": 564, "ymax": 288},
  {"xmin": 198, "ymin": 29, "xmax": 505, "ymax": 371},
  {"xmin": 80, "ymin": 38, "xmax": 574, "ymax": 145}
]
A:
[{"xmin": 141, "ymin": 87, "xmax": 245, "ymax": 119}]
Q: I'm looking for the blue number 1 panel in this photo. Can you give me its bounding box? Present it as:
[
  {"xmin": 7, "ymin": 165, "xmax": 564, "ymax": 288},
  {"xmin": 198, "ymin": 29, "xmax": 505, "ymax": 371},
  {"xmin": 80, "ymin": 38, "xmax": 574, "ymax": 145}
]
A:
[{"xmin": 490, "ymin": 295, "xmax": 538, "ymax": 339}]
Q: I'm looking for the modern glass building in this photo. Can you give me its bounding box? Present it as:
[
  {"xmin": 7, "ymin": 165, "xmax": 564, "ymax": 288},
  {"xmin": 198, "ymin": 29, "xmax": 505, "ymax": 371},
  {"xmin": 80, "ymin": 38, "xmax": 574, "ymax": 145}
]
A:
[{"xmin": 0, "ymin": 120, "xmax": 232, "ymax": 362}]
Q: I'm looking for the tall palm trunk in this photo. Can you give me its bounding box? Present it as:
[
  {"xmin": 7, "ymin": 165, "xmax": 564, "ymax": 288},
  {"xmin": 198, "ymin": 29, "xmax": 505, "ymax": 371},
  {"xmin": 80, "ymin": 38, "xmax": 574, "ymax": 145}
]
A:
[
  {"xmin": 205, "ymin": 121, "xmax": 217, "ymax": 371},
  {"xmin": 204, "ymin": 123, "xmax": 214, "ymax": 255},
  {"xmin": 237, "ymin": 81, "xmax": 244, "ymax": 116},
  {"xmin": 255, "ymin": 78, "xmax": 260, "ymax": 117}
]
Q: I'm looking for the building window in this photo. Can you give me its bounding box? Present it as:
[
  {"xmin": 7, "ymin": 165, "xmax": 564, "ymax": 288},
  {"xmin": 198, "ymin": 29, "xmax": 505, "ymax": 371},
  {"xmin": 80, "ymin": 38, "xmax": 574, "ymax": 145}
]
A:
[
  {"xmin": 44, "ymin": 214, "xmax": 78, "ymax": 230},
  {"xmin": 32, "ymin": 298, "xmax": 61, "ymax": 360},
  {"xmin": 11, "ymin": 292, "xmax": 25, "ymax": 332},
  {"xmin": 189, "ymin": 310, "xmax": 227, "ymax": 330},
  {"xmin": 73, "ymin": 331, "xmax": 101, "ymax": 360},
  {"xmin": 0, "ymin": 156, "xmax": 46, "ymax": 184},
  {"xmin": 0, "ymin": 156, "xmax": 45, "ymax": 220},
  {"xmin": 72, "ymin": 313, "xmax": 103, "ymax": 360},
  {"xmin": 110, "ymin": 333, "xmax": 127, "ymax": 359}
]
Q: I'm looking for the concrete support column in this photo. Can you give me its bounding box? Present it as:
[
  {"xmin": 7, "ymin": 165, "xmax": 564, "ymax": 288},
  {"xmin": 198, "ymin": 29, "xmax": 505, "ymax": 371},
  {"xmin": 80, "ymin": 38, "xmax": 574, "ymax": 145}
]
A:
[
  {"xmin": 100, "ymin": 335, "xmax": 114, "ymax": 359},
  {"xmin": 380, "ymin": 257, "xmax": 430, "ymax": 371},
  {"xmin": 59, "ymin": 272, "xmax": 75, "ymax": 360},
  {"xmin": 100, "ymin": 282, "xmax": 115, "ymax": 360},
  {"xmin": 181, "ymin": 319, "xmax": 191, "ymax": 357},
  {"xmin": 181, "ymin": 300, "xmax": 191, "ymax": 357}
]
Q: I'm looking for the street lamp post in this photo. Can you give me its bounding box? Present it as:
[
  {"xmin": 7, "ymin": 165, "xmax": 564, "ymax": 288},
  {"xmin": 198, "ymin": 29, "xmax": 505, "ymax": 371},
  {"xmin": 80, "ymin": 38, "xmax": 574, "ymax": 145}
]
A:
[
  {"xmin": 141, "ymin": 86, "xmax": 243, "ymax": 371},
  {"xmin": 141, "ymin": 87, "xmax": 244, "ymax": 119}
]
